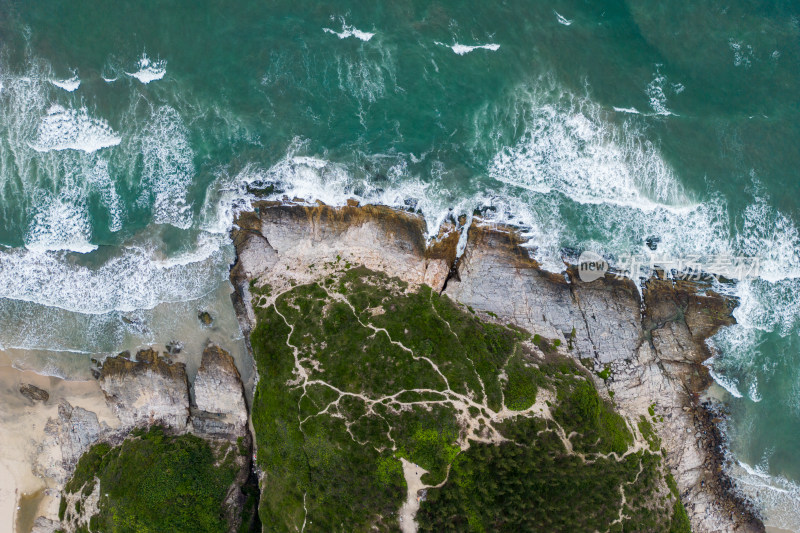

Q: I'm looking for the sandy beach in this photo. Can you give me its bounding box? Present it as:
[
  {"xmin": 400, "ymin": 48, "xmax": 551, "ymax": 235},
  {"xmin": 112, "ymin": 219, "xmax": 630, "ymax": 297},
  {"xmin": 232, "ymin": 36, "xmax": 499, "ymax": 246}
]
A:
[{"xmin": 0, "ymin": 359, "xmax": 118, "ymax": 533}]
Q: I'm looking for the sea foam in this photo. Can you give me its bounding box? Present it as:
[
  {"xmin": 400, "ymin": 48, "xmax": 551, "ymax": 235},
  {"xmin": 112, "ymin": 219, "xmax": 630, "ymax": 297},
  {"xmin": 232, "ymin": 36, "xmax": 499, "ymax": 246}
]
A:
[
  {"xmin": 0, "ymin": 232, "xmax": 232, "ymax": 315},
  {"xmin": 24, "ymin": 192, "xmax": 97, "ymax": 254},
  {"xmin": 554, "ymin": 11, "xmax": 573, "ymax": 26},
  {"xmin": 435, "ymin": 41, "xmax": 500, "ymax": 55},
  {"xmin": 50, "ymin": 73, "xmax": 80, "ymax": 92},
  {"xmin": 323, "ymin": 18, "xmax": 375, "ymax": 41},
  {"xmin": 31, "ymin": 104, "xmax": 121, "ymax": 153},
  {"xmin": 135, "ymin": 105, "xmax": 194, "ymax": 229},
  {"xmin": 127, "ymin": 54, "xmax": 166, "ymax": 83}
]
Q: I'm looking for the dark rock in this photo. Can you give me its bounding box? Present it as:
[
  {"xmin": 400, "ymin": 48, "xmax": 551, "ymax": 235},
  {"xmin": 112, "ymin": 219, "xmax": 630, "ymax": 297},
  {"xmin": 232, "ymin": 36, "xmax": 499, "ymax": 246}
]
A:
[
  {"xmin": 166, "ymin": 341, "xmax": 183, "ymax": 355},
  {"xmin": 198, "ymin": 311, "xmax": 214, "ymax": 327},
  {"xmin": 20, "ymin": 383, "xmax": 49, "ymax": 402}
]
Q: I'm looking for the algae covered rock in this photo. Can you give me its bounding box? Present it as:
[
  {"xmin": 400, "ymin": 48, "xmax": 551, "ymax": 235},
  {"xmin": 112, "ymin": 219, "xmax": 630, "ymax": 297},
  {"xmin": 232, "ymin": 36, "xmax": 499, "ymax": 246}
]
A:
[{"xmin": 20, "ymin": 383, "xmax": 49, "ymax": 402}]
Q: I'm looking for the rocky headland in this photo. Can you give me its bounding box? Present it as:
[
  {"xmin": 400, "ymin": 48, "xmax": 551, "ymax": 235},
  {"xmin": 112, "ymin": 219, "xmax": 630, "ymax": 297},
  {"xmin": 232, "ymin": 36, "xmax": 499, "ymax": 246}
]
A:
[
  {"xmin": 27, "ymin": 344, "xmax": 254, "ymax": 533},
  {"xmin": 230, "ymin": 200, "xmax": 764, "ymax": 533},
  {"xmin": 17, "ymin": 199, "xmax": 765, "ymax": 532}
]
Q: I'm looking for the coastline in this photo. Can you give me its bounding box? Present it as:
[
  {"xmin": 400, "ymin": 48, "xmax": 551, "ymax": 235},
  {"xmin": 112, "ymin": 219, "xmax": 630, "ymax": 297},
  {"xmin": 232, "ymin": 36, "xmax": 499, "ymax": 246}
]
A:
[
  {"xmin": 0, "ymin": 198, "xmax": 771, "ymax": 532},
  {"xmin": 230, "ymin": 199, "xmax": 766, "ymax": 532}
]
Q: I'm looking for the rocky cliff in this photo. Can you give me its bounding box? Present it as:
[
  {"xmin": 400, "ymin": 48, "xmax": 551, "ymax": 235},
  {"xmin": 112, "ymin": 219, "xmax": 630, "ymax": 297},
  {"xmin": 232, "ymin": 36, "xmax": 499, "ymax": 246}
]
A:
[
  {"xmin": 230, "ymin": 201, "xmax": 763, "ymax": 533},
  {"xmin": 446, "ymin": 223, "xmax": 760, "ymax": 532},
  {"xmin": 31, "ymin": 344, "xmax": 252, "ymax": 532}
]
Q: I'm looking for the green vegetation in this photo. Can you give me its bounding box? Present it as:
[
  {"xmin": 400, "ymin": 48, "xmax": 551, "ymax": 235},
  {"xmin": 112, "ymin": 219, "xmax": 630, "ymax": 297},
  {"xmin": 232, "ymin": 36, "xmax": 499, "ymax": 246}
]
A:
[
  {"xmin": 248, "ymin": 268, "xmax": 686, "ymax": 532},
  {"xmin": 553, "ymin": 377, "xmax": 633, "ymax": 455},
  {"xmin": 597, "ymin": 365, "xmax": 612, "ymax": 380},
  {"xmin": 62, "ymin": 426, "xmax": 237, "ymax": 532},
  {"xmin": 502, "ymin": 350, "xmax": 544, "ymax": 411},
  {"xmin": 639, "ymin": 415, "xmax": 662, "ymax": 452}
]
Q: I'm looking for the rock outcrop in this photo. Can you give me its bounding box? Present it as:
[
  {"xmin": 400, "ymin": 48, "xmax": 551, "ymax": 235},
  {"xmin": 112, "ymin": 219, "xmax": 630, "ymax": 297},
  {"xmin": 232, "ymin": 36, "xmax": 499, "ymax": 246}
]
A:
[
  {"xmin": 99, "ymin": 348, "xmax": 190, "ymax": 431},
  {"xmin": 32, "ymin": 344, "xmax": 252, "ymax": 531},
  {"xmin": 230, "ymin": 202, "xmax": 459, "ymax": 336},
  {"xmin": 30, "ymin": 517, "xmax": 59, "ymax": 533},
  {"xmin": 37, "ymin": 400, "xmax": 106, "ymax": 486},
  {"xmin": 446, "ymin": 222, "xmax": 761, "ymax": 532},
  {"xmin": 230, "ymin": 203, "xmax": 764, "ymax": 533},
  {"xmin": 20, "ymin": 383, "xmax": 50, "ymax": 403},
  {"xmin": 192, "ymin": 344, "xmax": 249, "ymax": 438}
]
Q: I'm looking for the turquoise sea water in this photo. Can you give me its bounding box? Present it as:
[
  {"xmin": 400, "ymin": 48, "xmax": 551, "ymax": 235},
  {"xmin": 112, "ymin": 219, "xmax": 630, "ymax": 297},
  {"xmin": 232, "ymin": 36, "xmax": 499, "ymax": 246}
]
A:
[{"xmin": 1, "ymin": 1, "xmax": 799, "ymax": 527}]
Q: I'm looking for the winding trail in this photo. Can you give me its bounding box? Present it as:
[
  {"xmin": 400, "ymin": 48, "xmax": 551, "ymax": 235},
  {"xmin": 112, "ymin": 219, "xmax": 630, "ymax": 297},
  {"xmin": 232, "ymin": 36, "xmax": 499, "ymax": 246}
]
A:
[{"xmin": 257, "ymin": 276, "xmax": 656, "ymax": 532}]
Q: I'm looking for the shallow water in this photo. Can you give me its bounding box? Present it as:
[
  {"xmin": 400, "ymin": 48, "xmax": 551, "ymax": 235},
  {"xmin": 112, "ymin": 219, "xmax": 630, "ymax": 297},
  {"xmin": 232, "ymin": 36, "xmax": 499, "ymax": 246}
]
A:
[{"xmin": 0, "ymin": 0, "xmax": 798, "ymax": 528}]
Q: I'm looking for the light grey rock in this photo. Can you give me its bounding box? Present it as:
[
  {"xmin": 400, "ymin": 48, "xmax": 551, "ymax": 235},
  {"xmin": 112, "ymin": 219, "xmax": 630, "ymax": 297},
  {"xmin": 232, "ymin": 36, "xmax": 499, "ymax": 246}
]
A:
[
  {"xmin": 37, "ymin": 400, "xmax": 105, "ymax": 487},
  {"xmin": 193, "ymin": 344, "xmax": 248, "ymax": 438},
  {"xmin": 30, "ymin": 517, "xmax": 59, "ymax": 533},
  {"xmin": 228, "ymin": 205, "xmax": 763, "ymax": 533},
  {"xmin": 99, "ymin": 348, "xmax": 190, "ymax": 431}
]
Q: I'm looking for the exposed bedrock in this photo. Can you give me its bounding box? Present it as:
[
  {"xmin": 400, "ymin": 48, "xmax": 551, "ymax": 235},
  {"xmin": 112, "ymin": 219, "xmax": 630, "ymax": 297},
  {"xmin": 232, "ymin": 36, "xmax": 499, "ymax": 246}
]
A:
[
  {"xmin": 192, "ymin": 344, "xmax": 249, "ymax": 439},
  {"xmin": 32, "ymin": 344, "xmax": 251, "ymax": 530},
  {"xmin": 446, "ymin": 223, "xmax": 760, "ymax": 533},
  {"xmin": 99, "ymin": 347, "xmax": 190, "ymax": 431}
]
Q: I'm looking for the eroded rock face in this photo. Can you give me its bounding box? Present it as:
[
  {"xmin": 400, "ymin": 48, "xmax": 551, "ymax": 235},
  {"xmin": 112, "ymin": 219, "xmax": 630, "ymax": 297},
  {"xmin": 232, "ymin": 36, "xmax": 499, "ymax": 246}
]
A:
[
  {"xmin": 99, "ymin": 348, "xmax": 190, "ymax": 431},
  {"xmin": 31, "ymin": 344, "xmax": 252, "ymax": 531},
  {"xmin": 192, "ymin": 345, "xmax": 248, "ymax": 438},
  {"xmin": 443, "ymin": 225, "xmax": 642, "ymax": 365},
  {"xmin": 232, "ymin": 202, "xmax": 458, "ymax": 293},
  {"xmin": 446, "ymin": 222, "xmax": 762, "ymax": 533},
  {"xmin": 38, "ymin": 400, "xmax": 105, "ymax": 485},
  {"xmin": 31, "ymin": 517, "xmax": 59, "ymax": 533}
]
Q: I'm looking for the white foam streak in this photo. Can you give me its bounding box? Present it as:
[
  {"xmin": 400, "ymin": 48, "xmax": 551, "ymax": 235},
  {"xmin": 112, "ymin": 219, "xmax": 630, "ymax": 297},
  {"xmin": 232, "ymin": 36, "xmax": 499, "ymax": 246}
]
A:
[
  {"xmin": 127, "ymin": 54, "xmax": 166, "ymax": 83},
  {"xmin": 323, "ymin": 19, "xmax": 374, "ymax": 41},
  {"xmin": 646, "ymin": 68, "xmax": 678, "ymax": 116},
  {"xmin": 729, "ymin": 460, "xmax": 800, "ymax": 532},
  {"xmin": 487, "ymin": 86, "xmax": 690, "ymax": 211},
  {"xmin": 729, "ymin": 39, "xmax": 754, "ymax": 68},
  {"xmin": 434, "ymin": 41, "xmax": 500, "ymax": 55},
  {"xmin": 706, "ymin": 359, "xmax": 744, "ymax": 398},
  {"xmin": 24, "ymin": 192, "xmax": 97, "ymax": 253},
  {"xmin": 554, "ymin": 11, "xmax": 573, "ymax": 26},
  {"xmin": 135, "ymin": 105, "xmax": 194, "ymax": 229},
  {"xmin": 0, "ymin": 233, "xmax": 231, "ymax": 315},
  {"xmin": 50, "ymin": 74, "xmax": 80, "ymax": 92}
]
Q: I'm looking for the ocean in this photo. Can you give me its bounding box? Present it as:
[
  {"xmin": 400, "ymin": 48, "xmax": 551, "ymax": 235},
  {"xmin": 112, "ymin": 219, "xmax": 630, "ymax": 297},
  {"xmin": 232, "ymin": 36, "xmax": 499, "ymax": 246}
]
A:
[{"xmin": 0, "ymin": 0, "xmax": 798, "ymax": 528}]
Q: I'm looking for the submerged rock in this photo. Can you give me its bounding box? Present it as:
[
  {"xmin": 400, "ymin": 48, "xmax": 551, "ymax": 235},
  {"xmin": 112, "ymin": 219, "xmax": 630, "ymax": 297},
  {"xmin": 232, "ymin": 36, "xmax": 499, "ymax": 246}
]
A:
[
  {"xmin": 19, "ymin": 383, "xmax": 49, "ymax": 402},
  {"xmin": 165, "ymin": 340, "xmax": 183, "ymax": 355},
  {"xmin": 198, "ymin": 310, "xmax": 214, "ymax": 326}
]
